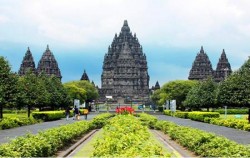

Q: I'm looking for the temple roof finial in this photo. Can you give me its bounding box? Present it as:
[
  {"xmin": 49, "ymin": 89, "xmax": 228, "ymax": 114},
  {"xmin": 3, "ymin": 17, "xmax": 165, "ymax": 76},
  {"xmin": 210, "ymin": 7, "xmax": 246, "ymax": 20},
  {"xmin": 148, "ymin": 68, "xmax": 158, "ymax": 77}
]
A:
[
  {"xmin": 200, "ymin": 46, "xmax": 204, "ymax": 53},
  {"xmin": 46, "ymin": 44, "xmax": 49, "ymax": 51},
  {"xmin": 121, "ymin": 20, "xmax": 130, "ymax": 33}
]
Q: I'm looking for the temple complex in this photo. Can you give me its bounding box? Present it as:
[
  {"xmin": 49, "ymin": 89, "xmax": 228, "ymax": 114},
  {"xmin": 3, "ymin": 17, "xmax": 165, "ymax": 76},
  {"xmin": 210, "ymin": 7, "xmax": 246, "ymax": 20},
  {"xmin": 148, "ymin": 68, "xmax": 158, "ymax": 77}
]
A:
[
  {"xmin": 188, "ymin": 46, "xmax": 232, "ymax": 82},
  {"xmin": 99, "ymin": 20, "xmax": 150, "ymax": 103},
  {"xmin": 37, "ymin": 45, "xmax": 62, "ymax": 80},
  {"xmin": 18, "ymin": 47, "xmax": 36, "ymax": 75},
  {"xmin": 214, "ymin": 49, "xmax": 232, "ymax": 82}
]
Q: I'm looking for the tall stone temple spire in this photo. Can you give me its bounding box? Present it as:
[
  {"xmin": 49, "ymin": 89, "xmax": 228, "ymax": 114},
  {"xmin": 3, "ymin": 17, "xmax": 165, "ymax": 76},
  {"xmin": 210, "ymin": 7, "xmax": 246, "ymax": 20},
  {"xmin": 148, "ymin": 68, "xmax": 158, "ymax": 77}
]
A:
[
  {"xmin": 18, "ymin": 47, "xmax": 36, "ymax": 75},
  {"xmin": 214, "ymin": 49, "xmax": 232, "ymax": 82},
  {"xmin": 188, "ymin": 46, "xmax": 214, "ymax": 80},
  {"xmin": 80, "ymin": 69, "xmax": 89, "ymax": 81},
  {"xmin": 37, "ymin": 45, "xmax": 62, "ymax": 80},
  {"xmin": 100, "ymin": 20, "xmax": 150, "ymax": 103}
]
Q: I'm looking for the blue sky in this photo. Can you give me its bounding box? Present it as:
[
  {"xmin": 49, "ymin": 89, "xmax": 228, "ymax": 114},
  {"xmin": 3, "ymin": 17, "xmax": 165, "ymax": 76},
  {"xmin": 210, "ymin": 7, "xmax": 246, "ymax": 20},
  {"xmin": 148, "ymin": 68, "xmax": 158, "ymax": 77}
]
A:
[{"xmin": 0, "ymin": 0, "xmax": 250, "ymax": 87}]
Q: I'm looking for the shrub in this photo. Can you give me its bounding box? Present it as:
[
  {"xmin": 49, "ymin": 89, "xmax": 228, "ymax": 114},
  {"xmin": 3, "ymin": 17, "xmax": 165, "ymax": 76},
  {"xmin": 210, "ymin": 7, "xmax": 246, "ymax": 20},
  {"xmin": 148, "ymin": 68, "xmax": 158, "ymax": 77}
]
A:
[
  {"xmin": 212, "ymin": 108, "xmax": 248, "ymax": 114},
  {"xmin": 32, "ymin": 111, "xmax": 65, "ymax": 121},
  {"xmin": 136, "ymin": 113, "xmax": 158, "ymax": 129},
  {"xmin": 0, "ymin": 117, "xmax": 39, "ymax": 130},
  {"xmin": 188, "ymin": 112, "xmax": 220, "ymax": 122},
  {"xmin": 92, "ymin": 115, "xmax": 170, "ymax": 157},
  {"xmin": 155, "ymin": 120, "xmax": 250, "ymax": 157},
  {"xmin": 0, "ymin": 113, "xmax": 112, "ymax": 157},
  {"xmin": 175, "ymin": 112, "xmax": 189, "ymax": 118},
  {"xmin": 89, "ymin": 113, "xmax": 115, "ymax": 129}
]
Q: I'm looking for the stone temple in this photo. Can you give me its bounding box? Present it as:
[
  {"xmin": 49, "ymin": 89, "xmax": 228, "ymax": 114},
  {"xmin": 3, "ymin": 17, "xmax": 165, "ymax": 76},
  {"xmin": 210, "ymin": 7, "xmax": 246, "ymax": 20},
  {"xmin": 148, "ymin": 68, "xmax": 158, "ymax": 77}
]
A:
[
  {"xmin": 188, "ymin": 46, "xmax": 232, "ymax": 82},
  {"xmin": 18, "ymin": 47, "xmax": 36, "ymax": 76},
  {"xmin": 99, "ymin": 20, "xmax": 150, "ymax": 103}
]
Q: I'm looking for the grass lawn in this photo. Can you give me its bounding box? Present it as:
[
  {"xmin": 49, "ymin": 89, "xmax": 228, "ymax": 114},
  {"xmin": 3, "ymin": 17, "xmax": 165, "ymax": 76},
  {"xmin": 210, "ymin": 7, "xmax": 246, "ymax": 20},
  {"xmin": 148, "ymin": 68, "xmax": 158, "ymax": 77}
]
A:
[
  {"xmin": 73, "ymin": 129, "xmax": 104, "ymax": 157},
  {"xmin": 220, "ymin": 114, "xmax": 248, "ymax": 120}
]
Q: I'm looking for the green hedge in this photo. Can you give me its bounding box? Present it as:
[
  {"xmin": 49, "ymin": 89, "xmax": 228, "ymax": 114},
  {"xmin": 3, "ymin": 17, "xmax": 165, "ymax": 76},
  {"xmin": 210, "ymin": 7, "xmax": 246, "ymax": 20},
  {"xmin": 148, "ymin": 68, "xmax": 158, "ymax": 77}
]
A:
[
  {"xmin": 136, "ymin": 113, "xmax": 158, "ymax": 129},
  {"xmin": 0, "ymin": 117, "xmax": 39, "ymax": 130},
  {"xmin": 0, "ymin": 113, "xmax": 114, "ymax": 157},
  {"xmin": 92, "ymin": 115, "xmax": 170, "ymax": 157},
  {"xmin": 155, "ymin": 120, "xmax": 250, "ymax": 157},
  {"xmin": 212, "ymin": 108, "xmax": 248, "ymax": 114},
  {"xmin": 175, "ymin": 112, "xmax": 189, "ymax": 119},
  {"xmin": 205, "ymin": 118, "xmax": 250, "ymax": 131},
  {"xmin": 32, "ymin": 111, "xmax": 66, "ymax": 121},
  {"xmin": 188, "ymin": 112, "xmax": 220, "ymax": 122}
]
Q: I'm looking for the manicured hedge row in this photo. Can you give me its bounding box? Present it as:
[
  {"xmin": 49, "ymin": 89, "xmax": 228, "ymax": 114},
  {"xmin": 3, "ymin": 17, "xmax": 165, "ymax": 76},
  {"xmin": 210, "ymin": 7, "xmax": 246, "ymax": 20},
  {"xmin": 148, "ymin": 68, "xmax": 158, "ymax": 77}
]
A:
[
  {"xmin": 32, "ymin": 111, "xmax": 66, "ymax": 121},
  {"xmin": 212, "ymin": 108, "xmax": 248, "ymax": 114},
  {"xmin": 3, "ymin": 109, "xmax": 27, "ymax": 114},
  {"xmin": 0, "ymin": 117, "xmax": 39, "ymax": 130},
  {"xmin": 188, "ymin": 112, "xmax": 220, "ymax": 122},
  {"xmin": 204, "ymin": 117, "xmax": 250, "ymax": 131},
  {"xmin": 154, "ymin": 120, "xmax": 250, "ymax": 157},
  {"xmin": 163, "ymin": 110, "xmax": 220, "ymax": 121},
  {"xmin": 136, "ymin": 113, "xmax": 158, "ymax": 129},
  {"xmin": 0, "ymin": 113, "xmax": 114, "ymax": 157},
  {"xmin": 92, "ymin": 115, "xmax": 170, "ymax": 157}
]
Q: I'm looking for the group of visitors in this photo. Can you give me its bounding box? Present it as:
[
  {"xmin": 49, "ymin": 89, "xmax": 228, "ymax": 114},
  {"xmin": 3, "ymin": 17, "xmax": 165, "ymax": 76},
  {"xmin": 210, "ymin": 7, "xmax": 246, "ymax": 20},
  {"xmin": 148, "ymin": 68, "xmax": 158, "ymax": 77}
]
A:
[{"xmin": 65, "ymin": 106, "xmax": 88, "ymax": 121}]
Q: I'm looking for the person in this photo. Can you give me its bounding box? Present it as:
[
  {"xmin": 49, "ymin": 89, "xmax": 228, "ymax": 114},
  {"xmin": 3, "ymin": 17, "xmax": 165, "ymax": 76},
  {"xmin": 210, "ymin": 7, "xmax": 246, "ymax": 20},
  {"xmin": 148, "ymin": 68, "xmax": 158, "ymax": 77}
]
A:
[
  {"xmin": 65, "ymin": 107, "xmax": 70, "ymax": 121},
  {"xmin": 83, "ymin": 109, "xmax": 89, "ymax": 120},
  {"xmin": 75, "ymin": 107, "xmax": 79, "ymax": 120},
  {"xmin": 72, "ymin": 107, "xmax": 75, "ymax": 120}
]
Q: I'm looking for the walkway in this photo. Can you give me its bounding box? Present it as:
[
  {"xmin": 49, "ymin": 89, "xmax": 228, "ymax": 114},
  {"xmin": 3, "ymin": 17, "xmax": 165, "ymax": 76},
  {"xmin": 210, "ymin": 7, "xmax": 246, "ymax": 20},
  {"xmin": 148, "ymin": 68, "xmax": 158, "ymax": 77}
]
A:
[
  {"xmin": 156, "ymin": 115, "xmax": 250, "ymax": 145},
  {"xmin": 0, "ymin": 113, "xmax": 99, "ymax": 144}
]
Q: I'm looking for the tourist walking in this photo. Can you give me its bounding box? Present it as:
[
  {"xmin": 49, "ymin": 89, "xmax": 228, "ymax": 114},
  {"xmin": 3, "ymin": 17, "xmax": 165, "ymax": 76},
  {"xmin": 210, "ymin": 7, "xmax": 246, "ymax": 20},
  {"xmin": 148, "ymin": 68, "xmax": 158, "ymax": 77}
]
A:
[{"xmin": 65, "ymin": 107, "xmax": 70, "ymax": 121}]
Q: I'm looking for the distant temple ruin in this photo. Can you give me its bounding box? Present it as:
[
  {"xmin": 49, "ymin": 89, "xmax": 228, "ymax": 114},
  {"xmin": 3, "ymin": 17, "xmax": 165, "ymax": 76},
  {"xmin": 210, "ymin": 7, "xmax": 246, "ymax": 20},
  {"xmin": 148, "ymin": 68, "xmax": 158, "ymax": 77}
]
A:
[{"xmin": 188, "ymin": 46, "xmax": 232, "ymax": 82}]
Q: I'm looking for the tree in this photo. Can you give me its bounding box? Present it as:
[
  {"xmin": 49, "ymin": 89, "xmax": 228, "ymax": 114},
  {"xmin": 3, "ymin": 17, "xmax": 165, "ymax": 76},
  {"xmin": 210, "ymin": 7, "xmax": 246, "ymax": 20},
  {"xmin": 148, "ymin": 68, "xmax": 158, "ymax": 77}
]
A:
[
  {"xmin": 184, "ymin": 77, "xmax": 218, "ymax": 111},
  {"xmin": 0, "ymin": 57, "xmax": 18, "ymax": 118},
  {"xmin": 154, "ymin": 80, "xmax": 197, "ymax": 110},
  {"xmin": 217, "ymin": 58, "xmax": 250, "ymax": 122},
  {"xmin": 18, "ymin": 71, "xmax": 40, "ymax": 117},
  {"xmin": 63, "ymin": 82, "xmax": 87, "ymax": 105}
]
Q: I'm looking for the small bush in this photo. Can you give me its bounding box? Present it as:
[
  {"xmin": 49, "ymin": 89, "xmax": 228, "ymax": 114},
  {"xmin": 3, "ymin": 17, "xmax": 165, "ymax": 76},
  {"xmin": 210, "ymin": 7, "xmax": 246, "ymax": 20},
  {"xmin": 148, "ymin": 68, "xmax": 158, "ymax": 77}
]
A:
[
  {"xmin": 188, "ymin": 112, "xmax": 220, "ymax": 122},
  {"xmin": 32, "ymin": 111, "xmax": 65, "ymax": 121},
  {"xmin": 175, "ymin": 112, "xmax": 189, "ymax": 118},
  {"xmin": 212, "ymin": 108, "xmax": 248, "ymax": 114},
  {"xmin": 0, "ymin": 117, "xmax": 39, "ymax": 130}
]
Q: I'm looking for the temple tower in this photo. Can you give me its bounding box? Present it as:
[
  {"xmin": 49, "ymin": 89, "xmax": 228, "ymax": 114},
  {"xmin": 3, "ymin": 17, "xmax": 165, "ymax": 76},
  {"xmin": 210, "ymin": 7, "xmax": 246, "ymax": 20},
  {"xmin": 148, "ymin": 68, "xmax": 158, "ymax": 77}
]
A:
[
  {"xmin": 214, "ymin": 49, "xmax": 232, "ymax": 82},
  {"xmin": 37, "ymin": 45, "xmax": 62, "ymax": 80},
  {"xmin": 80, "ymin": 69, "xmax": 89, "ymax": 81},
  {"xmin": 100, "ymin": 20, "xmax": 150, "ymax": 102},
  {"xmin": 18, "ymin": 47, "xmax": 36, "ymax": 75},
  {"xmin": 188, "ymin": 46, "xmax": 214, "ymax": 80}
]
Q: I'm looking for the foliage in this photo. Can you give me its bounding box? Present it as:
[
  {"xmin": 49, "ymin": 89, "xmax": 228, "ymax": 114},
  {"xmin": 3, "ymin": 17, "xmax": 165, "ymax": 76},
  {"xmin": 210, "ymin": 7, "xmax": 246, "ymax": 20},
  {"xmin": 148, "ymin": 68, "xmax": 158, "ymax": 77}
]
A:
[
  {"xmin": 92, "ymin": 115, "xmax": 170, "ymax": 157},
  {"xmin": 217, "ymin": 58, "xmax": 250, "ymax": 108},
  {"xmin": 175, "ymin": 112, "xmax": 189, "ymax": 118},
  {"xmin": 205, "ymin": 117, "xmax": 250, "ymax": 131},
  {"xmin": 63, "ymin": 80, "xmax": 98, "ymax": 104},
  {"xmin": 136, "ymin": 113, "xmax": 158, "ymax": 129},
  {"xmin": 0, "ymin": 57, "xmax": 19, "ymax": 118},
  {"xmin": 89, "ymin": 113, "xmax": 115, "ymax": 129},
  {"xmin": 187, "ymin": 112, "xmax": 220, "ymax": 122},
  {"xmin": 0, "ymin": 116, "xmax": 39, "ymax": 129},
  {"xmin": 184, "ymin": 77, "xmax": 218, "ymax": 111},
  {"xmin": 212, "ymin": 108, "xmax": 248, "ymax": 114},
  {"xmin": 115, "ymin": 106, "xmax": 134, "ymax": 115},
  {"xmin": 153, "ymin": 80, "xmax": 197, "ymax": 110},
  {"xmin": 32, "ymin": 111, "xmax": 66, "ymax": 121},
  {"xmin": 155, "ymin": 120, "xmax": 250, "ymax": 157},
  {"xmin": 0, "ymin": 113, "xmax": 112, "ymax": 157}
]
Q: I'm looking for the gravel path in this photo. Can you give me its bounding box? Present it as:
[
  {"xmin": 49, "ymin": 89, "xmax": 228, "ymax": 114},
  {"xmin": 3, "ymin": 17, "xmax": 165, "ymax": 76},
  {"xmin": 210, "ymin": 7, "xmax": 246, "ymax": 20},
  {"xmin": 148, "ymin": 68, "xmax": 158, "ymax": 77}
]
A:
[
  {"xmin": 156, "ymin": 115, "xmax": 250, "ymax": 145},
  {"xmin": 0, "ymin": 113, "xmax": 99, "ymax": 144}
]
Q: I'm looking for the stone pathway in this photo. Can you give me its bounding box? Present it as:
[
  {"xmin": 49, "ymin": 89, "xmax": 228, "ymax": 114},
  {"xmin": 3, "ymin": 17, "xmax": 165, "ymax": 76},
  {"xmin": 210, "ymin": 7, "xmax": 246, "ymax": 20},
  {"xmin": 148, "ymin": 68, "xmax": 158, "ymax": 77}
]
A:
[
  {"xmin": 0, "ymin": 113, "xmax": 98, "ymax": 144},
  {"xmin": 156, "ymin": 115, "xmax": 250, "ymax": 145}
]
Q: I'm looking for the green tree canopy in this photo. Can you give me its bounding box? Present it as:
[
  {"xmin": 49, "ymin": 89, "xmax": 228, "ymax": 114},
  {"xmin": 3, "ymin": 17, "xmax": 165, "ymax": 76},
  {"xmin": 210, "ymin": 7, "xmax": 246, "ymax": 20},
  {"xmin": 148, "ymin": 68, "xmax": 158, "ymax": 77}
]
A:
[
  {"xmin": 152, "ymin": 80, "xmax": 197, "ymax": 110},
  {"xmin": 0, "ymin": 57, "xmax": 18, "ymax": 118}
]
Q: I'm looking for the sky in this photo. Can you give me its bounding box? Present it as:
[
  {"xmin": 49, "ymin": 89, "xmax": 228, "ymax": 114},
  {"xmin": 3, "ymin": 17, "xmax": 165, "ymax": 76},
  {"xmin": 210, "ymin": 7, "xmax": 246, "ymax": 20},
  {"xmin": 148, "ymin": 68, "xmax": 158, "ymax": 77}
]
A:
[{"xmin": 0, "ymin": 0, "xmax": 250, "ymax": 87}]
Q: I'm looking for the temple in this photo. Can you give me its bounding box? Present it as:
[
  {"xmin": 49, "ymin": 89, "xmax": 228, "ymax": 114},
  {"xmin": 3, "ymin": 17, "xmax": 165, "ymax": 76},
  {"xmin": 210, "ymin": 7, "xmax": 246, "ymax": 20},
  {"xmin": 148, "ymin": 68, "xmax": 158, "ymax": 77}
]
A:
[
  {"xmin": 188, "ymin": 46, "xmax": 214, "ymax": 80},
  {"xmin": 99, "ymin": 20, "xmax": 150, "ymax": 103},
  {"xmin": 214, "ymin": 49, "xmax": 232, "ymax": 82},
  {"xmin": 37, "ymin": 45, "xmax": 62, "ymax": 80},
  {"xmin": 188, "ymin": 46, "xmax": 232, "ymax": 82},
  {"xmin": 80, "ymin": 69, "xmax": 90, "ymax": 81},
  {"xmin": 18, "ymin": 47, "xmax": 36, "ymax": 75}
]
